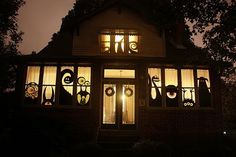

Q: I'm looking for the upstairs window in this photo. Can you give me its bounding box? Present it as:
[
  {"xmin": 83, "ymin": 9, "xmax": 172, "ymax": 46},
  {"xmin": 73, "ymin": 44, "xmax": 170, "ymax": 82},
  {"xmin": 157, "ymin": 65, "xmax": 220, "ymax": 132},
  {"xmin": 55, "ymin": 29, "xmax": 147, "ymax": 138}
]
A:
[{"xmin": 100, "ymin": 30, "xmax": 139, "ymax": 54}]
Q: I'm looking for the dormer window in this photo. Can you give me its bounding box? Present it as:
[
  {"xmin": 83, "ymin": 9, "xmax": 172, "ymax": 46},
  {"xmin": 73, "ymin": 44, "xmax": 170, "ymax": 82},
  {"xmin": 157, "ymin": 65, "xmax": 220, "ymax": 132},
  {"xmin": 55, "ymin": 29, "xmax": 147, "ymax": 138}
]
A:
[{"xmin": 100, "ymin": 30, "xmax": 139, "ymax": 54}]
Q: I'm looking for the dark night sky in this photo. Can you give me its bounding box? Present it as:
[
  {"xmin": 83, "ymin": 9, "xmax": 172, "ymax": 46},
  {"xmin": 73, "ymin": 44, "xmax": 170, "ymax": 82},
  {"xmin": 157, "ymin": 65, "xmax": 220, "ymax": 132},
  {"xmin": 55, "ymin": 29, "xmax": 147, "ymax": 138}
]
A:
[
  {"xmin": 18, "ymin": 0, "xmax": 75, "ymax": 54},
  {"xmin": 17, "ymin": 0, "xmax": 203, "ymax": 55}
]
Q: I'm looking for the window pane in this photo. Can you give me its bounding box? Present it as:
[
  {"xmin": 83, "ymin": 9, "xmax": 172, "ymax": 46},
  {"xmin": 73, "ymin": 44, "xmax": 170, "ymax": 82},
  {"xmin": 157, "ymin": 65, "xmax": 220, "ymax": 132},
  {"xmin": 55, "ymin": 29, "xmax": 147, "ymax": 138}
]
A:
[
  {"xmin": 103, "ymin": 84, "xmax": 116, "ymax": 124},
  {"xmin": 165, "ymin": 69, "xmax": 178, "ymax": 86},
  {"xmin": 197, "ymin": 69, "xmax": 211, "ymax": 107},
  {"xmin": 122, "ymin": 85, "xmax": 135, "ymax": 124},
  {"xmin": 41, "ymin": 86, "xmax": 56, "ymax": 106},
  {"xmin": 25, "ymin": 66, "xmax": 40, "ymax": 84},
  {"xmin": 100, "ymin": 30, "xmax": 139, "ymax": 54},
  {"xmin": 115, "ymin": 35, "xmax": 124, "ymax": 53},
  {"xmin": 181, "ymin": 69, "xmax": 195, "ymax": 107},
  {"xmin": 104, "ymin": 69, "xmax": 135, "ymax": 78},
  {"xmin": 41, "ymin": 66, "xmax": 57, "ymax": 106},
  {"xmin": 101, "ymin": 34, "xmax": 110, "ymax": 53},
  {"xmin": 59, "ymin": 66, "xmax": 74, "ymax": 105},
  {"xmin": 129, "ymin": 35, "xmax": 138, "ymax": 53},
  {"xmin": 42, "ymin": 66, "xmax": 57, "ymax": 85},
  {"xmin": 148, "ymin": 68, "xmax": 162, "ymax": 107},
  {"xmin": 165, "ymin": 69, "xmax": 178, "ymax": 107},
  {"xmin": 181, "ymin": 69, "xmax": 194, "ymax": 87},
  {"xmin": 197, "ymin": 69, "xmax": 210, "ymax": 88},
  {"xmin": 25, "ymin": 66, "xmax": 40, "ymax": 105},
  {"xmin": 77, "ymin": 67, "xmax": 91, "ymax": 106}
]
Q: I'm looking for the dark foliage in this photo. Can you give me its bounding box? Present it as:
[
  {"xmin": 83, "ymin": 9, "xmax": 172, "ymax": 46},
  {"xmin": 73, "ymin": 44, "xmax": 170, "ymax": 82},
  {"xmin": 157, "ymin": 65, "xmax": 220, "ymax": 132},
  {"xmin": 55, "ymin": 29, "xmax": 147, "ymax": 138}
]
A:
[
  {"xmin": 222, "ymin": 82, "xmax": 236, "ymax": 129},
  {"xmin": 0, "ymin": 0, "xmax": 25, "ymax": 93}
]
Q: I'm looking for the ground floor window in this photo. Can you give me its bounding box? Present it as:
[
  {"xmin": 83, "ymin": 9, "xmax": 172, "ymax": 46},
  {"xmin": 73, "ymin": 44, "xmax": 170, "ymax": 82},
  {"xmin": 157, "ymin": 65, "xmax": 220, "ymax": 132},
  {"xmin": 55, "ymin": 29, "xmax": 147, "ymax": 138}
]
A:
[
  {"xmin": 24, "ymin": 65, "xmax": 91, "ymax": 107},
  {"xmin": 148, "ymin": 67, "xmax": 211, "ymax": 108}
]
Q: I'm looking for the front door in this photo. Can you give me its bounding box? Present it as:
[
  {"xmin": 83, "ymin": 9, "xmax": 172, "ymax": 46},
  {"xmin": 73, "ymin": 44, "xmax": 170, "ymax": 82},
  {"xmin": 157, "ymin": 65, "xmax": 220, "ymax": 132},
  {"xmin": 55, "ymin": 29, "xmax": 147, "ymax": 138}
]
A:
[{"xmin": 102, "ymin": 82, "xmax": 136, "ymax": 129}]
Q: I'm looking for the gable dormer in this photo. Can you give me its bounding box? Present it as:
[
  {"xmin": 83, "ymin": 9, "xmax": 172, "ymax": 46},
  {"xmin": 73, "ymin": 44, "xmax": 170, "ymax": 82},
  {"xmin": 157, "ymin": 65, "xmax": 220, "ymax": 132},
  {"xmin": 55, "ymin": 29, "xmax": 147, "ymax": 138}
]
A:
[{"xmin": 72, "ymin": 4, "xmax": 165, "ymax": 57}]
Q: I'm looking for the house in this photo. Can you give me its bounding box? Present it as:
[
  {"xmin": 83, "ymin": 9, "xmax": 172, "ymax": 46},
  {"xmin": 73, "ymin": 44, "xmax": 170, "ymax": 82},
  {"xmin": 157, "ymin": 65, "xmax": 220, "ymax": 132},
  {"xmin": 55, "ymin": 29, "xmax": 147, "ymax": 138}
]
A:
[{"xmin": 15, "ymin": 0, "xmax": 222, "ymax": 147}]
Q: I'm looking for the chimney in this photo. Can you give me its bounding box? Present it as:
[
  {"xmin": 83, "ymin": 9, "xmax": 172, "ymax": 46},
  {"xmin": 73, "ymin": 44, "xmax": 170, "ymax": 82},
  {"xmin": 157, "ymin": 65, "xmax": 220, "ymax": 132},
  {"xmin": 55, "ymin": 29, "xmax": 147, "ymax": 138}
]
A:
[{"xmin": 171, "ymin": 21, "xmax": 186, "ymax": 49}]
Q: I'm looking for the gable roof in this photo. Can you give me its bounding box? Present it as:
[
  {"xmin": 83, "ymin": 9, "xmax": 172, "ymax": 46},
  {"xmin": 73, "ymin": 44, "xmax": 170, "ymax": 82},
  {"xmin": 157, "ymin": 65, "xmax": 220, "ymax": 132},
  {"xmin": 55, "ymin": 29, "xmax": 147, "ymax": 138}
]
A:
[
  {"xmin": 37, "ymin": 0, "xmax": 154, "ymax": 56},
  {"xmin": 36, "ymin": 0, "xmax": 209, "ymax": 64}
]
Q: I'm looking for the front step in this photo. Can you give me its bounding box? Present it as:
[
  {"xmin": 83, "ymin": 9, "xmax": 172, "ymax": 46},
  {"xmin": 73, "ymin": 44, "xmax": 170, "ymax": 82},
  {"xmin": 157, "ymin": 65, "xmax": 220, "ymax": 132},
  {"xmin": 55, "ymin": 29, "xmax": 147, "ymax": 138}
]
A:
[{"xmin": 97, "ymin": 130, "xmax": 139, "ymax": 151}]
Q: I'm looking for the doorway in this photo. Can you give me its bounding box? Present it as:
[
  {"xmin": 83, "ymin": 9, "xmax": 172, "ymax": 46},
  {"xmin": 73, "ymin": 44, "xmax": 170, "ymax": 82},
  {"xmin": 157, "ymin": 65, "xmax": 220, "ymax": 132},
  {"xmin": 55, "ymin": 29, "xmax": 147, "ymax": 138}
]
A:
[{"xmin": 102, "ymin": 82, "xmax": 136, "ymax": 129}]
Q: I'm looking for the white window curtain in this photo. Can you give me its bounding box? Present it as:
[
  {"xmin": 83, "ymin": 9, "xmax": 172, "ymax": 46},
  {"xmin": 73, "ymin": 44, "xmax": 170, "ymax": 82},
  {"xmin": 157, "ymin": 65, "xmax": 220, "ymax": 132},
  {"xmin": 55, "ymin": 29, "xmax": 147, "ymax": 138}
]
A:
[
  {"xmin": 165, "ymin": 69, "xmax": 178, "ymax": 86},
  {"xmin": 41, "ymin": 66, "xmax": 57, "ymax": 105},
  {"xmin": 181, "ymin": 69, "xmax": 195, "ymax": 103},
  {"xmin": 25, "ymin": 66, "xmax": 40, "ymax": 84}
]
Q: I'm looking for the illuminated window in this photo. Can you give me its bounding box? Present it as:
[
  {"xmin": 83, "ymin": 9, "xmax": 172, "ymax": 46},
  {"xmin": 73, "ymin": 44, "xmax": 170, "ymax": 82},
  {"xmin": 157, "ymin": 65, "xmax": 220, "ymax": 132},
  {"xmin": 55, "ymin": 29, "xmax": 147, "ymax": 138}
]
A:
[
  {"xmin": 77, "ymin": 67, "xmax": 91, "ymax": 106},
  {"xmin": 100, "ymin": 30, "xmax": 139, "ymax": 54},
  {"xmin": 104, "ymin": 69, "xmax": 135, "ymax": 78},
  {"xmin": 41, "ymin": 66, "xmax": 57, "ymax": 106},
  {"xmin": 181, "ymin": 69, "xmax": 195, "ymax": 107},
  {"xmin": 24, "ymin": 66, "xmax": 40, "ymax": 105},
  {"xmin": 59, "ymin": 66, "xmax": 74, "ymax": 105},
  {"xmin": 101, "ymin": 34, "xmax": 110, "ymax": 53},
  {"xmin": 197, "ymin": 69, "xmax": 211, "ymax": 107},
  {"xmin": 128, "ymin": 35, "xmax": 138, "ymax": 53},
  {"xmin": 165, "ymin": 69, "xmax": 178, "ymax": 107},
  {"xmin": 148, "ymin": 68, "xmax": 162, "ymax": 107}
]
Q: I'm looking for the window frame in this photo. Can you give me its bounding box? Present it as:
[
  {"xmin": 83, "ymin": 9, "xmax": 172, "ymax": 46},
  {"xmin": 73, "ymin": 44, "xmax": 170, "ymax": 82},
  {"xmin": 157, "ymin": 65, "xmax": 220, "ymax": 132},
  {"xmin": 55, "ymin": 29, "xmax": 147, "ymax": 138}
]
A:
[
  {"xmin": 22, "ymin": 63, "xmax": 93, "ymax": 109},
  {"xmin": 147, "ymin": 66, "xmax": 213, "ymax": 109},
  {"xmin": 100, "ymin": 29, "xmax": 140, "ymax": 54}
]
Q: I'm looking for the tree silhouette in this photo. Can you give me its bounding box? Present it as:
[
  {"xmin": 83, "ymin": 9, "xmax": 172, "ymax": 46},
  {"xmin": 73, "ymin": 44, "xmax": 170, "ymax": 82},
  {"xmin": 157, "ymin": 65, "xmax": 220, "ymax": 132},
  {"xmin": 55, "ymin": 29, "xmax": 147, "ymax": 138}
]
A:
[{"xmin": 0, "ymin": 0, "xmax": 25, "ymax": 93}]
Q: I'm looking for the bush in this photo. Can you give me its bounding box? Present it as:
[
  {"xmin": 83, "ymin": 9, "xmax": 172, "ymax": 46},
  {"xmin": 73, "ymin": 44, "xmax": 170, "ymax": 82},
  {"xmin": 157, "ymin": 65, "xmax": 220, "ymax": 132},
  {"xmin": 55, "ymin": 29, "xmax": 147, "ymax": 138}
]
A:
[{"xmin": 132, "ymin": 139, "xmax": 172, "ymax": 157}]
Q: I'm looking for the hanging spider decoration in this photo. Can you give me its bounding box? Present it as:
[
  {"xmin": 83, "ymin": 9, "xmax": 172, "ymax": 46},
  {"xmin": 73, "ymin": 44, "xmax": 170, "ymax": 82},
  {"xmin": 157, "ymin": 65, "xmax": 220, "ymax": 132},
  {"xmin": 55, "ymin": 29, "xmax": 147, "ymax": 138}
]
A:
[
  {"xmin": 183, "ymin": 89, "xmax": 195, "ymax": 107},
  {"xmin": 124, "ymin": 86, "xmax": 133, "ymax": 97},
  {"xmin": 25, "ymin": 82, "xmax": 38, "ymax": 99},
  {"xmin": 105, "ymin": 87, "xmax": 115, "ymax": 96},
  {"xmin": 77, "ymin": 77, "xmax": 90, "ymax": 106}
]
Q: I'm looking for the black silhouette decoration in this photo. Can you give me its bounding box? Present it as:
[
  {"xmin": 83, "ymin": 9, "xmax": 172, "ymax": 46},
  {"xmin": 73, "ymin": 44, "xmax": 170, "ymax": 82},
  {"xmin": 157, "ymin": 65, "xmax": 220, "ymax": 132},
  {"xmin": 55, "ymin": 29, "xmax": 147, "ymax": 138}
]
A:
[
  {"xmin": 77, "ymin": 77, "xmax": 90, "ymax": 106},
  {"xmin": 25, "ymin": 82, "xmax": 38, "ymax": 104},
  {"xmin": 183, "ymin": 89, "xmax": 195, "ymax": 107},
  {"xmin": 166, "ymin": 85, "xmax": 178, "ymax": 107},
  {"xmin": 42, "ymin": 86, "xmax": 55, "ymax": 106},
  {"xmin": 129, "ymin": 41, "xmax": 138, "ymax": 54},
  {"xmin": 116, "ymin": 37, "xmax": 124, "ymax": 53},
  {"xmin": 59, "ymin": 69, "xmax": 74, "ymax": 105},
  {"xmin": 148, "ymin": 74, "xmax": 162, "ymax": 106},
  {"xmin": 198, "ymin": 77, "xmax": 211, "ymax": 107}
]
